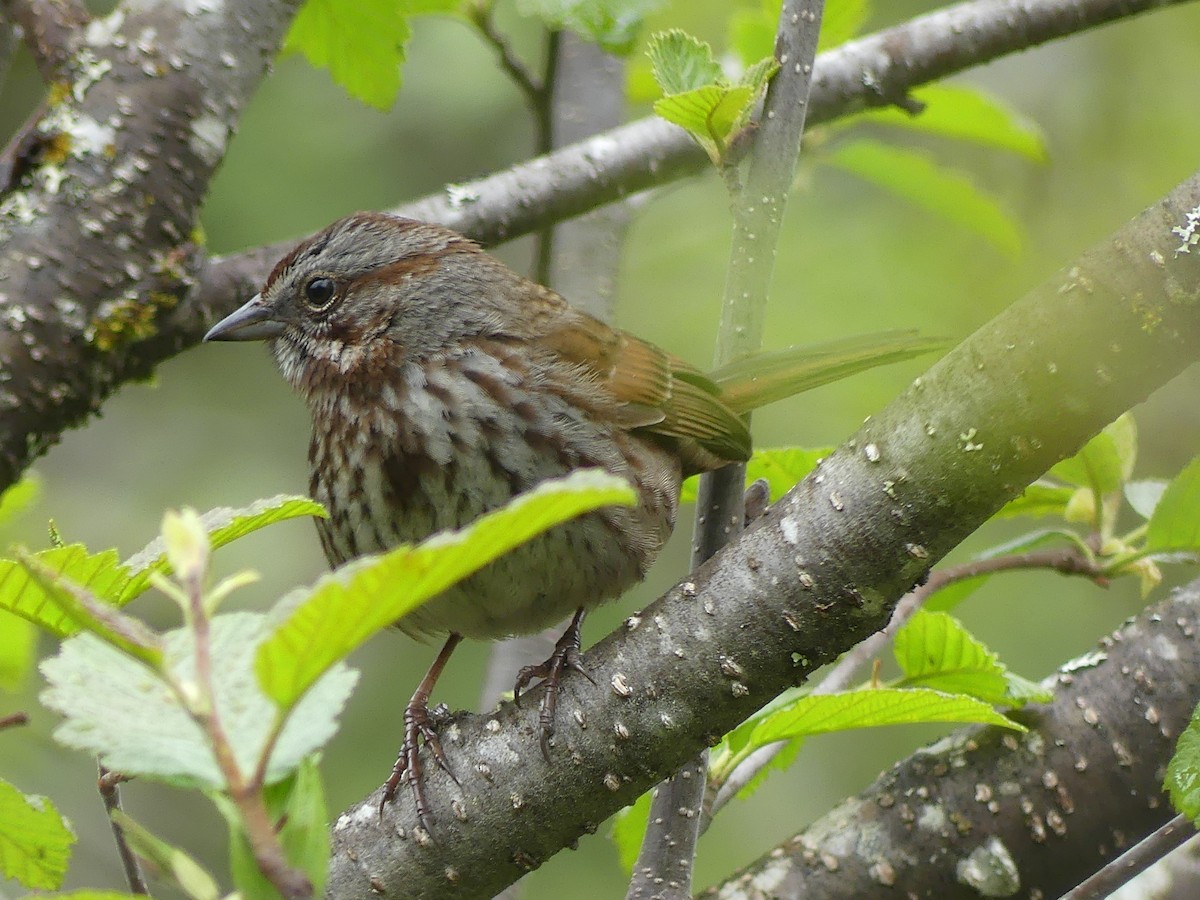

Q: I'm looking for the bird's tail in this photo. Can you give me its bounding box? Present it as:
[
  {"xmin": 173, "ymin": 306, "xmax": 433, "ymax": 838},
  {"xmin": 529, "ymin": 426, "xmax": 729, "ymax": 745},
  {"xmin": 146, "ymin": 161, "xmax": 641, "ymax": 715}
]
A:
[{"xmin": 711, "ymin": 330, "xmax": 946, "ymax": 415}]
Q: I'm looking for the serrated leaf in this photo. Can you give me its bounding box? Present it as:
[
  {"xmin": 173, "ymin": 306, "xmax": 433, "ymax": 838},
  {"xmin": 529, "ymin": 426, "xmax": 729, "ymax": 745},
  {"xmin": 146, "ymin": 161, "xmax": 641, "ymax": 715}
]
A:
[
  {"xmin": 1167, "ymin": 702, "xmax": 1200, "ymax": 823},
  {"xmin": 1126, "ymin": 479, "xmax": 1169, "ymax": 520},
  {"xmin": 824, "ymin": 138, "xmax": 1022, "ymax": 258},
  {"xmin": 993, "ymin": 481, "xmax": 1075, "ymax": 519},
  {"xmin": 0, "ymin": 609, "xmax": 35, "ymax": 690},
  {"xmin": 217, "ymin": 756, "xmax": 329, "ymax": 900},
  {"xmin": 750, "ymin": 687, "xmax": 1023, "ymax": 748},
  {"xmin": 733, "ymin": 735, "xmax": 803, "ymax": 801},
  {"xmin": 257, "ymin": 470, "xmax": 635, "ymax": 710},
  {"xmin": 894, "ymin": 610, "xmax": 1051, "ymax": 705},
  {"xmin": 848, "ymin": 84, "xmax": 1047, "ymax": 162},
  {"xmin": 110, "ymin": 810, "xmax": 219, "ymax": 900},
  {"xmin": 681, "ymin": 446, "xmax": 829, "ymax": 505},
  {"xmin": 655, "ymin": 83, "xmax": 755, "ymax": 161},
  {"xmin": 122, "ymin": 495, "xmax": 326, "ymax": 601},
  {"xmin": 40, "ymin": 613, "xmax": 357, "ymax": 788},
  {"xmin": 518, "ymin": 0, "xmax": 665, "ymax": 54},
  {"xmin": 1051, "ymin": 415, "xmax": 1136, "ymax": 493},
  {"xmin": 0, "ymin": 545, "xmax": 133, "ymax": 638},
  {"xmin": 739, "ymin": 56, "xmax": 779, "ymax": 93},
  {"xmin": 610, "ymin": 789, "xmax": 653, "ymax": 874},
  {"xmin": 1146, "ymin": 456, "xmax": 1200, "ymax": 554},
  {"xmin": 284, "ymin": 0, "xmax": 411, "ymax": 109},
  {"xmin": 0, "ymin": 474, "xmax": 39, "ymax": 528},
  {"xmin": 0, "ymin": 778, "xmax": 75, "ymax": 889}
]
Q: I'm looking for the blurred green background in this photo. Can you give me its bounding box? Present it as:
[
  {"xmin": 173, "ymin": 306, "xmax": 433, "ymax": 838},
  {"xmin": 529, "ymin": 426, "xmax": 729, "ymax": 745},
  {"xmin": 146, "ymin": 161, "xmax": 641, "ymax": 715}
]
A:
[{"xmin": 4, "ymin": 0, "xmax": 1200, "ymax": 896}]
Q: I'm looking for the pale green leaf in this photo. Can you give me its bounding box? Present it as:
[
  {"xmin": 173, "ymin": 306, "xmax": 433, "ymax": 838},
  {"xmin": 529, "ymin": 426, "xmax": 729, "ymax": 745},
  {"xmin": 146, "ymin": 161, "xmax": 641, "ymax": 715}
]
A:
[
  {"xmin": 1052, "ymin": 414, "xmax": 1136, "ymax": 492},
  {"xmin": 0, "ymin": 545, "xmax": 132, "ymax": 638},
  {"xmin": 285, "ymin": 0, "xmax": 411, "ymax": 109},
  {"xmin": 1126, "ymin": 479, "xmax": 1169, "ymax": 520},
  {"xmin": 517, "ymin": 0, "xmax": 665, "ymax": 54},
  {"xmin": 924, "ymin": 573, "xmax": 990, "ymax": 613},
  {"xmin": 993, "ymin": 481, "xmax": 1075, "ymax": 519},
  {"xmin": 257, "ymin": 470, "xmax": 635, "ymax": 709},
  {"xmin": 750, "ymin": 687, "xmax": 1024, "ymax": 748},
  {"xmin": 40, "ymin": 613, "xmax": 357, "ymax": 788},
  {"xmin": 110, "ymin": 810, "xmax": 219, "ymax": 900},
  {"xmin": 1167, "ymin": 701, "xmax": 1200, "ymax": 823},
  {"xmin": 1146, "ymin": 456, "xmax": 1200, "ymax": 554},
  {"xmin": 849, "ymin": 84, "xmax": 1047, "ymax": 162},
  {"xmin": 824, "ymin": 138, "xmax": 1022, "ymax": 259},
  {"xmin": 0, "ymin": 778, "xmax": 74, "ymax": 889},
  {"xmin": 654, "ymin": 85, "xmax": 752, "ymax": 161},
  {"xmin": 681, "ymin": 446, "xmax": 829, "ymax": 505},
  {"xmin": 122, "ymin": 495, "xmax": 326, "ymax": 601},
  {"xmin": 647, "ymin": 28, "xmax": 720, "ymax": 95}
]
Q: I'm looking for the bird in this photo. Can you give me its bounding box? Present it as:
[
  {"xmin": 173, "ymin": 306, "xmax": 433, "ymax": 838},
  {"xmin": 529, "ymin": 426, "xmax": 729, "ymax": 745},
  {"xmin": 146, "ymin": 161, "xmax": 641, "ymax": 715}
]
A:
[{"xmin": 204, "ymin": 211, "xmax": 931, "ymax": 825}]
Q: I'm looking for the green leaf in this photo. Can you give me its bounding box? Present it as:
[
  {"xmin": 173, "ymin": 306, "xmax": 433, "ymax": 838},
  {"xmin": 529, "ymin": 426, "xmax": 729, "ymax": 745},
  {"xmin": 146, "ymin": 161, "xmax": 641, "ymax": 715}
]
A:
[
  {"xmin": 893, "ymin": 610, "xmax": 1052, "ymax": 705},
  {"xmin": 824, "ymin": 138, "xmax": 1022, "ymax": 259},
  {"xmin": 52, "ymin": 892, "xmax": 145, "ymax": 900},
  {"xmin": 1051, "ymin": 414, "xmax": 1136, "ymax": 493},
  {"xmin": 993, "ymin": 481, "xmax": 1075, "ymax": 519},
  {"xmin": 257, "ymin": 470, "xmax": 635, "ymax": 710},
  {"xmin": 1167, "ymin": 701, "xmax": 1200, "ymax": 823},
  {"xmin": 0, "ymin": 474, "xmax": 39, "ymax": 528},
  {"xmin": 0, "ymin": 777, "xmax": 75, "ymax": 889},
  {"xmin": 109, "ymin": 810, "xmax": 219, "ymax": 900},
  {"xmin": 848, "ymin": 84, "xmax": 1047, "ymax": 162},
  {"xmin": 284, "ymin": 0, "xmax": 411, "ymax": 109},
  {"xmin": 1146, "ymin": 456, "xmax": 1200, "ymax": 554},
  {"xmin": 40, "ymin": 613, "xmax": 357, "ymax": 788},
  {"xmin": 732, "ymin": 735, "xmax": 803, "ymax": 801},
  {"xmin": 16, "ymin": 550, "xmax": 163, "ymax": 665},
  {"xmin": 122, "ymin": 495, "xmax": 326, "ymax": 601},
  {"xmin": 517, "ymin": 0, "xmax": 665, "ymax": 54},
  {"xmin": 975, "ymin": 528, "xmax": 1090, "ymax": 561},
  {"xmin": 218, "ymin": 756, "xmax": 329, "ymax": 900},
  {"xmin": 750, "ymin": 687, "xmax": 1024, "ymax": 748},
  {"xmin": 610, "ymin": 789, "xmax": 652, "ymax": 874},
  {"xmin": 1126, "ymin": 479, "xmax": 1169, "ymax": 520},
  {"xmin": 0, "ymin": 609, "xmax": 36, "ymax": 690},
  {"xmin": 0, "ymin": 497, "xmax": 324, "ymax": 637},
  {"xmin": 681, "ymin": 446, "xmax": 830, "ymax": 505}
]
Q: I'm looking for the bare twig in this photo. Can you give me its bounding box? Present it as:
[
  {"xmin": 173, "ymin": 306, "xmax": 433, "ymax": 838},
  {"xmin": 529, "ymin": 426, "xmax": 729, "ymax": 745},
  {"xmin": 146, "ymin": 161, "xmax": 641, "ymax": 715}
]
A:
[
  {"xmin": 98, "ymin": 766, "xmax": 149, "ymax": 895},
  {"xmin": 0, "ymin": 710, "xmax": 28, "ymax": 729},
  {"xmin": 0, "ymin": 0, "xmax": 88, "ymax": 81},
  {"xmin": 1062, "ymin": 814, "xmax": 1198, "ymax": 899}
]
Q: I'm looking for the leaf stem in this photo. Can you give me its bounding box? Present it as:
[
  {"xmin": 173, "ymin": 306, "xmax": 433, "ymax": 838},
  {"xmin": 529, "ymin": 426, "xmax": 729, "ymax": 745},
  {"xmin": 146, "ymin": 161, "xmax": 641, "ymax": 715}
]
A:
[{"xmin": 98, "ymin": 766, "xmax": 150, "ymax": 895}]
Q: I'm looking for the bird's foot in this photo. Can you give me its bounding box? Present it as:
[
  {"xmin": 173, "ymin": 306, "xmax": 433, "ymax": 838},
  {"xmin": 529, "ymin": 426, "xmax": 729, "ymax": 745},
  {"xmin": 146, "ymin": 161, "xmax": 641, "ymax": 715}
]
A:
[{"xmin": 514, "ymin": 608, "xmax": 595, "ymax": 760}]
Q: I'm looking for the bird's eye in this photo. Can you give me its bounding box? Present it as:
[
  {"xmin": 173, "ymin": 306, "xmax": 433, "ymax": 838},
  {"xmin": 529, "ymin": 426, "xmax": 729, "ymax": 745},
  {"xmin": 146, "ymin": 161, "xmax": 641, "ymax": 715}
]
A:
[{"xmin": 303, "ymin": 276, "xmax": 337, "ymax": 310}]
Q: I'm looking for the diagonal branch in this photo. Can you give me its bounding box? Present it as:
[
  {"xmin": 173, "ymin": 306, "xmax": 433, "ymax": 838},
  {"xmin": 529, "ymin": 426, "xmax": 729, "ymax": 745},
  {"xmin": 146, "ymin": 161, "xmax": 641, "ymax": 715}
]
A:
[
  {"xmin": 0, "ymin": 0, "xmax": 89, "ymax": 81},
  {"xmin": 324, "ymin": 149, "xmax": 1200, "ymax": 900}
]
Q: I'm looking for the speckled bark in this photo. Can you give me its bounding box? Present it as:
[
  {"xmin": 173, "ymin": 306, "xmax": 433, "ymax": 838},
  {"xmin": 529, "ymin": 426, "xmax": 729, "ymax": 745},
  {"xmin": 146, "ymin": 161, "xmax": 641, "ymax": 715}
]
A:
[
  {"xmin": 0, "ymin": 0, "xmax": 299, "ymax": 488},
  {"xmin": 704, "ymin": 582, "xmax": 1200, "ymax": 899},
  {"xmin": 323, "ymin": 166, "xmax": 1200, "ymax": 899}
]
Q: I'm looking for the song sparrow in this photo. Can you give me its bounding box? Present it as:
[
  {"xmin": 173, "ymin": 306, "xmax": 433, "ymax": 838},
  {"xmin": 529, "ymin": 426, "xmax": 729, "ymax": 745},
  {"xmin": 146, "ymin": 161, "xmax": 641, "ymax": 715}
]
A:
[{"xmin": 204, "ymin": 212, "xmax": 829, "ymax": 824}]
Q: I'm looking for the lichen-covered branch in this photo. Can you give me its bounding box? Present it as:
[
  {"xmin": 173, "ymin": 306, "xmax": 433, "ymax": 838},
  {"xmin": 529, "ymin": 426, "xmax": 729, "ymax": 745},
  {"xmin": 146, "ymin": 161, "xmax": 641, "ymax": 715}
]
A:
[
  {"xmin": 0, "ymin": 0, "xmax": 89, "ymax": 81},
  {"xmin": 323, "ymin": 152, "xmax": 1200, "ymax": 900}
]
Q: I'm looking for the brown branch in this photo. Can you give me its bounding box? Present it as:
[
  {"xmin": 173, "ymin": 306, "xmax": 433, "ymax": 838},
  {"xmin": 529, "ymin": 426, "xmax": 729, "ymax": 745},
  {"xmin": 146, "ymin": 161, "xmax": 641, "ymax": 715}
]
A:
[
  {"xmin": 0, "ymin": 0, "xmax": 88, "ymax": 81},
  {"xmin": 1062, "ymin": 814, "xmax": 1198, "ymax": 899},
  {"xmin": 98, "ymin": 766, "xmax": 149, "ymax": 895}
]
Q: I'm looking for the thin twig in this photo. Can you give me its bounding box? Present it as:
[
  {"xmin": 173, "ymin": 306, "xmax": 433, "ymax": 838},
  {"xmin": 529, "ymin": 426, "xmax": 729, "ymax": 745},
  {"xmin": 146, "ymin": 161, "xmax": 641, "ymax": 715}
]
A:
[
  {"xmin": 705, "ymin": 543, "xmax": 1107, "ymax": 820},
  {"xmin": 0, "ymin": 710, "xmax": 28, "ymax": 729},
  {"xmin": 0, "ymin": 0, "xmax": 88, "ymax": 81},
  {"xmin": 469, "ymin": 0, "xmax": 544, "ymax": 113},
  {"xmin": 98, "ymin": 766, "xmax": 149, "ymax": 895},
  {"xmin": 1062, "ymin": 814, "xmax": 1197, "ymax": 898}
]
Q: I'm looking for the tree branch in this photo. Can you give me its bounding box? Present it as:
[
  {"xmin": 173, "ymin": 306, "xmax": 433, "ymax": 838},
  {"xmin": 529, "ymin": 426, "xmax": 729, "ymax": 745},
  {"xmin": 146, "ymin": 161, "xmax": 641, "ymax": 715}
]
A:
[
  {"xmin": 324, "ymin": 139, "xmax": 1200, "ymax": 900},
  {"xmin": 702, "ymin": 578, "xmax": 1200, "ymax": 898},
  {"xmin": 0, "ymin": 0, "xmax": 1190, "ymax": 496},
  {"xmin": 0, "ymin": 0, "xmax": 88, "ymax": 82}
]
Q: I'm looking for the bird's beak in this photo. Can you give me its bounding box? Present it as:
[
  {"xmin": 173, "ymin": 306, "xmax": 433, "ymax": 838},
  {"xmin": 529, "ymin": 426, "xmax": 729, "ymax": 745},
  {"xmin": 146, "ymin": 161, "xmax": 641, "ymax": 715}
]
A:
[{"xmin": 203, "ymin": 294, "xmax": 285, "ymax": 342}]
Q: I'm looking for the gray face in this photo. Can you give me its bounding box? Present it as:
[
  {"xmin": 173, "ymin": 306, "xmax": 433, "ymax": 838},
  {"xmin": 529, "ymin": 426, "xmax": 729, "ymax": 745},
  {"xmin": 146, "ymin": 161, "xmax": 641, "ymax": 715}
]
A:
[{"xmin": 203, "ymin": 213, "xmax": 518, "ymax": 390}]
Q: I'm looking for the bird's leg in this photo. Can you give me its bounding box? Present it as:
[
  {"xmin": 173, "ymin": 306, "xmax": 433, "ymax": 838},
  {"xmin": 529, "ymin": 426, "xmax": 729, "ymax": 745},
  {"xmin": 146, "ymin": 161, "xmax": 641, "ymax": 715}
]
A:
[
  {"xmin": 381, "ymin": 632, "xmax": 463, "ymax": 830},
  {"xmin": 513, "ymin": 607, "xmax": 595, "ymax": 760}
]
